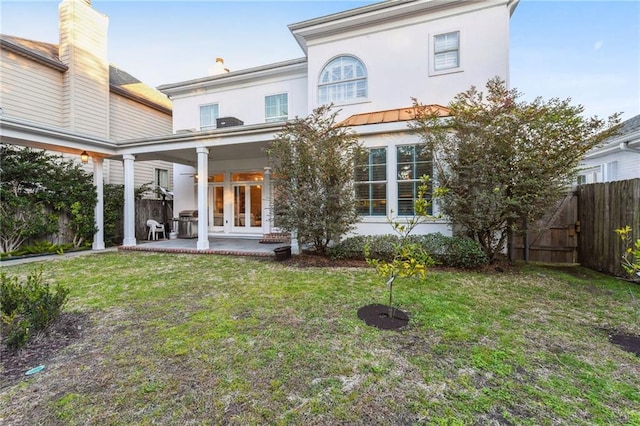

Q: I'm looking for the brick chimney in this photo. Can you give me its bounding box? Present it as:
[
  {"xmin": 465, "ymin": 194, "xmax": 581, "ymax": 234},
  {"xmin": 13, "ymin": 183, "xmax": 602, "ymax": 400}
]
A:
[{"xmin": 58, "ymin": 0, "xmax": 109, "ymax": 137}]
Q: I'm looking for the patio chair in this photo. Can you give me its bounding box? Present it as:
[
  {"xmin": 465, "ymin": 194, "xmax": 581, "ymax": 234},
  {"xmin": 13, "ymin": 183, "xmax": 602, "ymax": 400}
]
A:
[{"xmin": 147, "ymin": 219, "xmax": 166, "ymax": 240}]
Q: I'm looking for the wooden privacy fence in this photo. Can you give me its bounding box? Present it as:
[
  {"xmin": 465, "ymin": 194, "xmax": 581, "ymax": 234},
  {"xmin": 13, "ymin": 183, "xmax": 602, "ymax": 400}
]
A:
[
  {"xmin": 511, "ymin": 179, "xmax": 640, "ymax": 277},
  {"xmin": 512, "ymin": 192, "xmax": 579, "ymax": 263},
  {"xmin": 577, "ymin": 179, "xmax": 640, "ymax": 277},
  {"xmin": 134, "ymin": 199, "xmax": 174, "ymax": 241},
  {"xmin": 97, "ymin": 199, "xmax": 176, "ymax": 245}
]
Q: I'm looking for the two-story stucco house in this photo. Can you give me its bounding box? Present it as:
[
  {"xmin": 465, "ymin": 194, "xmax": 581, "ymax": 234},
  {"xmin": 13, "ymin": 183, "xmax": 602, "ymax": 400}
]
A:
[
  {"xmin": 124, "ymin": 0, "xmax": 518, "ymax": 251},
  {"xmin": 578, "ymin": 114, "xmax": 640, "ymax": 184},
  {"xmin": 1, "ymin": 0, "xmax": 520, "ymax": 252},
  {"xmin": 0, "ymin": 0, "xmax": 173, "ymax": 248}
]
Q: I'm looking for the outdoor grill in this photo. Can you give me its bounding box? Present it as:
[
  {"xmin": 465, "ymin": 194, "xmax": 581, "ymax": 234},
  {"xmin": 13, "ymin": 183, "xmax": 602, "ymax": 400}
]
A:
[{"xmin": 177, "ymin": 210, "xmax": 198, "ymax": 238}]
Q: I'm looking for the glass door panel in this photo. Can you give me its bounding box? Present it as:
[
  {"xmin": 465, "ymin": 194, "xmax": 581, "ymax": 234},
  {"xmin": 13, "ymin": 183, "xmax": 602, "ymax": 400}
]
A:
[
  {"xmin": 233, "ymin": 184, "xmax": 262, "ymax": 230},
  {"xmin": 234, "ymin": 185, "xmax": 246, "ymax": 227},
  {"xmin": 213, "ymin": 186, "xmax": 224, "ymax": 227},
  {"xmin": 250, "ymin": 185, "xmax": 262, "ymax": 227}
]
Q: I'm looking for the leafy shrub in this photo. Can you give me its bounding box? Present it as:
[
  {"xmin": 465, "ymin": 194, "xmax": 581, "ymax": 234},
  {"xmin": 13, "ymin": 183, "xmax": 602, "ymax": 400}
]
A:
[
  {"xmin": 411, "ymin": 233, "xmax": 488, "ymax": 268},
  {"xmin": 0, "ymin": 268, "xmax": 70, "ymax": 350},
  {"xmin": 614, "ymin": 226, "xmax": 640, "ymax": 280},
  {"xmin": 332, "ymin": 232, "xmax": 488, "ymax": 269},
  {"xmin": 1, "ymin": 312, "xmax": 29, "ymax": 349},
  {"xmin": 330, "ymin": 234, "xmax": 400, "ymax": 260}
]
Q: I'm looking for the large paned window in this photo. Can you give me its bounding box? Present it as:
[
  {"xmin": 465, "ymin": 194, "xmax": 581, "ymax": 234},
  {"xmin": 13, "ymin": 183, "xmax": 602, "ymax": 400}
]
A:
[
  {"xmin": 265, "ymin": 93, "xmax": 288, "ymax": 123},
  {"xmin": 397, "ymin": 144, "xmax": 433, "ymax": 215},
  {"xmin": 200, "ymin": 103, "xmax": 219, "ymax": 130},
  {"xmin": 434, "ymin": 31, "xmax": 460, "ymax": 71},
  {"xmin": 318, "ymin": 56, "xmax": 367, "ymax": 104},
  {"xmin": 355, "ymin": 148, "xmax": 387, "ymax": 216}
]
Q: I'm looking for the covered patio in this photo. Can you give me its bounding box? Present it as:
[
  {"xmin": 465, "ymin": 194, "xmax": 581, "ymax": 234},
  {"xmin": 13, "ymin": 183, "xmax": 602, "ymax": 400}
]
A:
[{"xmin": 119, "ymin": 237, "xmax": 290, "ymax": 257}]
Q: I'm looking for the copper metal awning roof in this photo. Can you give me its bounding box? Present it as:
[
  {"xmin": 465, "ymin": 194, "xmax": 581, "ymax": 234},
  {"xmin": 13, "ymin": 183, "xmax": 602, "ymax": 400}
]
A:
[{"xmin": 337, "ymin": 104, "xmax": 450, "ymax": 127}]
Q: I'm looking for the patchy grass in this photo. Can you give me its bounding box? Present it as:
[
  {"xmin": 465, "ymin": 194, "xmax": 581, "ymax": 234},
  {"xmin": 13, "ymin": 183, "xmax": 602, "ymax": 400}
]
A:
[{"xmin": 1, "ymin": 252, "xmax": 639, "ymax": 425}]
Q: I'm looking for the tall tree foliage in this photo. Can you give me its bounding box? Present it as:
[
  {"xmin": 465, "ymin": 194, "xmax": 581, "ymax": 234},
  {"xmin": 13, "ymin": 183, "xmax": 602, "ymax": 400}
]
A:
[
  {"xmin": 267, "ymin": 105, "xmax": 363, "ymax": 254},
  {"xmin": 410, "ymin": 78, "xmax": 620, "ymax": 261},
  {"xmin": 0, "ymin": 145, "xmax": 97, "ymax": 252}
]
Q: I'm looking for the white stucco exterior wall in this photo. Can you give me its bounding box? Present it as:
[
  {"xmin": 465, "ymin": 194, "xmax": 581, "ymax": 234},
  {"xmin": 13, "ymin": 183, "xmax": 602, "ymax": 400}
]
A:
[
  {"xmin": 170, "ymin": 73, "xmax": 308, "ymax": 132},
  {"xmin": 304, "ymin": 2, "xmax": 511, "ymax": 119}
]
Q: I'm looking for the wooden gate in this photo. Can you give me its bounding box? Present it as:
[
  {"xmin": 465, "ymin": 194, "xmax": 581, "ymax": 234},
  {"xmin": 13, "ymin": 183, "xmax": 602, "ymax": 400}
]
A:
[{"xmin": 511, "ymin": 191, "xmax": 579, "ymax": 263}]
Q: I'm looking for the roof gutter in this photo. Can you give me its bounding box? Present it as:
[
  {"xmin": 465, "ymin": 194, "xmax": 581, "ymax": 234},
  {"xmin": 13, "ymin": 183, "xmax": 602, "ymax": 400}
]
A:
[
  {"xmin": 508, "ymin": 0, "xmax": 520, "ymax": 16},
  {"xmin": 585, "ymin": 129, "xmax": 640, "ymax": 159},
  {"xmin": 620, "ymin": 141, "xmax": 640, "ymax": 154}
]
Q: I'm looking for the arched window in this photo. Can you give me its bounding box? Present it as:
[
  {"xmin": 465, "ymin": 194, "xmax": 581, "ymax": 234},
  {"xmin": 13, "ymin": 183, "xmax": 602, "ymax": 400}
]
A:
[{"xmin": 318, "ymin": 56, "xmax": 367, "ymax": 104}]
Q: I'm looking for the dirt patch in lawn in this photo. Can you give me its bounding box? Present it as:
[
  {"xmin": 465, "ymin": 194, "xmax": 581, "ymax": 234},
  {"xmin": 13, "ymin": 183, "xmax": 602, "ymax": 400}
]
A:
[
  {"xmin": 607, "ymin": 330, "xmax": 640, "ymax": 357},
  {"xmin": 0, "ymin": 312, "xmax": 90, "ymax": 389}
]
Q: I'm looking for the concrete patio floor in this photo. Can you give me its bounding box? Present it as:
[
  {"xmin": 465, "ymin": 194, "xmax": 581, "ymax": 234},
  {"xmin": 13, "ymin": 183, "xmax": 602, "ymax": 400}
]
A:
[{"xmin": 119, "ymin": 237, "xmax": 289, "ymax": 257}]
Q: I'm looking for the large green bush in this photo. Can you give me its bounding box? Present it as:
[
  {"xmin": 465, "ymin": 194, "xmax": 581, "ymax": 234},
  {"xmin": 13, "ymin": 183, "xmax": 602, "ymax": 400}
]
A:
[
  {"xmin": 330, "ymin": 234, "xmax": 398, "ymax": 260},
  {"xmin": 331, "ymin": 232, "xmax": 488, "ymax": 269},
  {"xmin": 410, "ymin": 233, "xmax": 488, "ymax": 268},
  {"xmin": 1, "ymin": 268, "xmax": 70, "ymax": 350},
  {"xmin": 0, "ymin": 144, "xmax": 97, "ymax": 253}
]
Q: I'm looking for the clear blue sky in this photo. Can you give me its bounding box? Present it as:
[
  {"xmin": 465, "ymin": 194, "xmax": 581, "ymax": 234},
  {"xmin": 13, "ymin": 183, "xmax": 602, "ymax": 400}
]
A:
[{"xmin": 1, "ymin": 0, "xmax": 639, "ymax": 121}]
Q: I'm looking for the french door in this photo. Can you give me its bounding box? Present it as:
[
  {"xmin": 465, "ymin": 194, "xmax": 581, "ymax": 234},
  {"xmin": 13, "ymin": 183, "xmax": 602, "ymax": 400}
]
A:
[{"xmin": 232, "ymin": 184, "xmax": 262, "ymax": 231}]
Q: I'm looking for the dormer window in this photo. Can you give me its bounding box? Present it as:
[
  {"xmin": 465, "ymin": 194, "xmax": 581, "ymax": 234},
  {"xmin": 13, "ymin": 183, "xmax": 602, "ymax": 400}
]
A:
[{"xmin": 318, "ymin": 56, "xmax": 367, "ymax": 104}]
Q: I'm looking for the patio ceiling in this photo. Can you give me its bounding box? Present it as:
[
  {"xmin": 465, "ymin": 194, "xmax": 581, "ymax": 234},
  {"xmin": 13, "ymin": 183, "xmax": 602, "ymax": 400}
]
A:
[
  {"xmin": 113, "ymin": 122, "xmax": 284, "ymax": 166},
  {"xmin": 0, "ymin": 114, "xmax": 281, "ymax": 165}
]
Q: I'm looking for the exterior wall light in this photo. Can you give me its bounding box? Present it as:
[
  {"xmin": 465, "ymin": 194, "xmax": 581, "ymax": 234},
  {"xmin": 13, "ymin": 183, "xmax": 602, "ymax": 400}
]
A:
[{"xmin": 80, "ymin": 151, "xmax": 89, "ymax": 164}]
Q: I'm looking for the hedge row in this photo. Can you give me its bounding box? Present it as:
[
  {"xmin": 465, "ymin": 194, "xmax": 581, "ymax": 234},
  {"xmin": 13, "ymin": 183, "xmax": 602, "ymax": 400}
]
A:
[{"xmin": 330, "ymin": 232, "xmax": 488, "ymax": 269}]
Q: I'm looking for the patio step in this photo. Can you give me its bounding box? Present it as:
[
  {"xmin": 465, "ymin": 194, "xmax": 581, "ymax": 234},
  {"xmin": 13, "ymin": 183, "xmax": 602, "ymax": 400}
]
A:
[{"xmin": 259, "ymin": 233, "xmax": 291, "ymax": 244}]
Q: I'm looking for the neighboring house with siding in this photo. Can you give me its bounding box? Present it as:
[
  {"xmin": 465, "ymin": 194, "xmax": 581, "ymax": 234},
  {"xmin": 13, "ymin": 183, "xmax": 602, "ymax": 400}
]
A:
[
  {"xmin": 579, "ymin": 114, "xmax": 640, "ymax": 184},
  {"xmin": 0, "ymin": 0, "xmax": 173, "ymax": 194}
]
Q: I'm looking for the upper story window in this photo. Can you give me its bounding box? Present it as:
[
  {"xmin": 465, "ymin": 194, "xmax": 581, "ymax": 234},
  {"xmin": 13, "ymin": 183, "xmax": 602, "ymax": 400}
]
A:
[
  {"xmin": 200, "ymin": 103, "xmax": 219, "ymax": 130},
  {"xmin": 265, "ymin": 93, "xmax": 288, "ymax": 123},
  {"xmin": 433, "ymin": 31, "xmax": 460, "ymax": 72},
  {"xmin": 318, "ymin": 56, "xmax": 367, "ymax": 104}
]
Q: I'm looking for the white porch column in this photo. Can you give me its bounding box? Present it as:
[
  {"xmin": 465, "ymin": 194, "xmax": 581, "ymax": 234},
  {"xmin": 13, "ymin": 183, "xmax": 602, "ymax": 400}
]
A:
[
  {"xmin": 92, "ymin": 156, "xmax": 105, "ymax": 250},
  {"xmin": 196, "ymin": 147, "xmax": 210, "ymax": 250},
  {"xmin": 262, "ymin": 166, "xmax": 272, "ymax": 235},
  {"xmin": 122, "ymin": 154, "xmax": 136, "ymax": 246}
]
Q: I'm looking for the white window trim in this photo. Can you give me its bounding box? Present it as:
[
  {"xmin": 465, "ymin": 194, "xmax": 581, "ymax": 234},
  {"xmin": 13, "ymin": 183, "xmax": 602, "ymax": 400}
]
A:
[
  {"xmin": 317, "ymin": 55, "xmax": 368, "ymax": 106},
  {"xmin": 199, "ymin": 103, "xmax": 220, "ymax": 131},
  {"xmin": 265, "ymin": 92, "xmax": 289, "ymax": 123},
  {"xmin": 355, "ymin": 146, "xmax": 388, "ymax": 217},
  {"xmin": 429, "ymin": 30, "xmax": 463, "ymax": 76},
  {"xmin": 395, "ymin": 143, "xmax": 434, "ymax": 217},
  {"xmin": 154, "ymin": 168, "xmax": 169, "ymax": 189}
]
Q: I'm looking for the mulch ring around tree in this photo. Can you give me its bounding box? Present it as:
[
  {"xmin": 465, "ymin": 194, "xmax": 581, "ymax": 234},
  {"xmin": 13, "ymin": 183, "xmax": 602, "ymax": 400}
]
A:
[
  {"xmin": 357, "ymin": 304, "xmax": 409, "ymax": 330},
  {"xmin": 607, "ymin": 330, "xmax": 640, "ymax": 357}
]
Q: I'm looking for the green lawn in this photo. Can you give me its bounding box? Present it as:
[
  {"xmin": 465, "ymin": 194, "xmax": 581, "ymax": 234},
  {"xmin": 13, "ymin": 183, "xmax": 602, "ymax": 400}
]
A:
[{"xmin": 1, "ymin": 252, "xmax": 639, "ymax": 425}]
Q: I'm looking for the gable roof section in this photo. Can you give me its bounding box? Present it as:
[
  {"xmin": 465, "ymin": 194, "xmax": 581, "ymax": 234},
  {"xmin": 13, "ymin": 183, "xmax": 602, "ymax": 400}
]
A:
[
  {"xmin": 0, "ymin": 34, "xmax": 67, "ymax": 71},
  {"xmin": 0, "ymin": 34, "xmax": 171, "ymax": 115},
  {"xmin": 337, "ymin": 105, "xmax": 449, "ymax": 127},
  {"xmin": 289, "ymin": 0, "xmax": 519, "ymax": 54},
  {"xmin": 611, "ymin": 114, "xmax": 640, "ymax": 138},
  {"xmin": 585, "ymin": 113, "xmax": 640, "ymax": 159},
  {"xmin": 158, "ymin": 57, "xmax": 308, "ymax": 97},
  {"xmin": 110, "ymin": 66, "xmax": 172, "ymax": 114}
]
